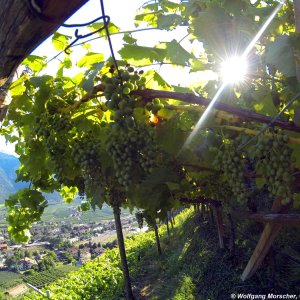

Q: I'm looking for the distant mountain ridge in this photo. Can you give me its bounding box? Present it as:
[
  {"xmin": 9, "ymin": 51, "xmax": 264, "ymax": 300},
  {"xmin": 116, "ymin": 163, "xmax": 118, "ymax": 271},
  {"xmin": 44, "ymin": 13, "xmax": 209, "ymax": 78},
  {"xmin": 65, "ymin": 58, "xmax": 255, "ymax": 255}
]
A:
[
  {"xmin": 0, "ymin": 152, "xmax": 27, "ymax": 203},
  {"xmin": 0, "ymin": 152, "xmax": 68, "ymax": 205}
]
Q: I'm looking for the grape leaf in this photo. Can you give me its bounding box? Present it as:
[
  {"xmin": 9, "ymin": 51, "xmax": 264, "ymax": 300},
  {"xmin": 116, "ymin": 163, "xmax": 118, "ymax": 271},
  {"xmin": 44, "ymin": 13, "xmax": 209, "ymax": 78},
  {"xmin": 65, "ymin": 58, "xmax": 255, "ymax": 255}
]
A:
[
  {"xmin": 119, "ymin": 44, "xmax": 166, "ymax": 64},
  {"xmin": 9, "ymin": 76, "xmax": 26, "ymax": 96},
  {"xmin": 82, "ymin": 63, "xmax": 104, "ymax": 92},
  {"xmin": 265, "ymin": 36, "xmax": 296, "ymax": 77},
  {"xmin": 159, "ymin": 39, "xmax": 194, "ymax": 65},
  {"xmin": 123, "ymin": 33, "xmax": 137, "ymax": 45},
  {"xmin": 153, "ymin": 71, "xmax": 171, "ymax": 88},
  {"xmin": 23, "ymin": 55, "xmax": 46, "ymax": 73},
  {"xmin": 156, "ymin": 115, "xmax": 188, "ymax": 155},
  {"xmin": 60, "ymin": 186, "xmax": 78, "ymax": 204},
  {"xmin": 160, "ymin": 0, "xmax": 182, "ymax": 12},
  {"xmin": 254, "ymin": 93, "xmax": 278, "ymax": 117},
  {"xmin": 89, "ymin": 22, "xmax": 120, "ymax": 36},
  {"xmin": 52, "ymin": 32, "xmax": 72, "ymax": 51},
  {"xmin": 77, "ymin": 53, "xmax": 105, "ymax": 68},
  {"xmin": 157, "ymin": 14, "xmax": 183, "ymax": 29}
]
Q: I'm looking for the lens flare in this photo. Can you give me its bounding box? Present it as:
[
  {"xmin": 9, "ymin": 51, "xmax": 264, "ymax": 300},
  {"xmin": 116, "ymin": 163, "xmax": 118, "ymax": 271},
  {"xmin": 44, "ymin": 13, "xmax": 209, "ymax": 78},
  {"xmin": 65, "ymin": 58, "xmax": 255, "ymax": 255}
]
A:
[
  {"xmin": 181, "ymin": 0, "xmax": 285, "ymax": 150},
  {"xmin": 221, "ymin": 56, "xmax": 248, "ymax": 84}
]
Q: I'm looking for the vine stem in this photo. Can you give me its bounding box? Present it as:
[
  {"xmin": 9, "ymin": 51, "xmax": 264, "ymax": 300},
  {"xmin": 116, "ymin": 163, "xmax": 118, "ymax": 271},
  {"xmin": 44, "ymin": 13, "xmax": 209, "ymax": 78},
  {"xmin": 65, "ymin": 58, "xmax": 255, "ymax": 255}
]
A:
[{"xmin": 113, "ymin": 204, "xmax": 135, "ymax": 300}]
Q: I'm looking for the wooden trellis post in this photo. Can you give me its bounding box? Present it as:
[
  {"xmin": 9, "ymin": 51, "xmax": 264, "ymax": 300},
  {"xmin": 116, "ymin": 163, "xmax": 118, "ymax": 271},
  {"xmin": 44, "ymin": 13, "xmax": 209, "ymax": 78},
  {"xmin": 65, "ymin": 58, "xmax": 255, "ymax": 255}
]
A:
[
  {"xmin": 228, "ymin": 213, "xmax": 236, "ymax": 256},
  {"xmin": 241, "ymin": 197, "xmax": 287, "ymax": 281},
  {"xmin": 212, "ymin": 204, "xmax": 225, "ymax": 249}
]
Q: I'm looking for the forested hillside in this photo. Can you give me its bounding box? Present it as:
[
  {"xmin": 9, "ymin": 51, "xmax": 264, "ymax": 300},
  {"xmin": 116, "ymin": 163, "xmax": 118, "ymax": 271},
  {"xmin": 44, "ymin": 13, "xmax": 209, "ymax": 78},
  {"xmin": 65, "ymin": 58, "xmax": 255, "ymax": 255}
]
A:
[
  {"xmin": 0, "ymin": 153, "xmax": 62, "ymax": 204},
  {"xmin": 0, "ymin": 153, "xmax": 26, "ymax": 202}
]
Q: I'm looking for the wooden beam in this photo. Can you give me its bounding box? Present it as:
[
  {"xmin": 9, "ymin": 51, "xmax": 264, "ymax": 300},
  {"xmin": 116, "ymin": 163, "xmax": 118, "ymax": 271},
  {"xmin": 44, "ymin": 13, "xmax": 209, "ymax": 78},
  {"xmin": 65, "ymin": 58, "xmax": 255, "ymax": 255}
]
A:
[
  {"xmin": 231, "ymin": 209, "xmax": 300, "ymax": 227},
  {"xmin": 64, "ymin": 84, "xmax": 300, "ymax": 132},
  {"xmin": 212, "ymin": 206, "xmax": 224, "ymax": 249},
  {"xmin": 0, "ymin": 0, "xmax": 89, "ymax": 90},
  {"xmin": 132, "ymin": 89, "xmax": 300, "ymax": 132},
  {"xmin": 228, "ymin": 213, "xmax": 236, "ymax": 256},
  {"xmin": 241, "ymin": 198, "xmax": 285, "ymax": 281},
  {"xmin": 293, "ymin": 0, "xmax": 300, "ymax": 83}
]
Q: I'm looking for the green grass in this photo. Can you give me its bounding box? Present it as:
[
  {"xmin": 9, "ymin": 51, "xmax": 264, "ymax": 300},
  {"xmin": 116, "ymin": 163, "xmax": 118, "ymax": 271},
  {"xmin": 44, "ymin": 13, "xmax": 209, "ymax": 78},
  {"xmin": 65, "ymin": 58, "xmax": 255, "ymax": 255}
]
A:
[
  {"xmin": 131, "ymin": 211, "xmax": 300, "ymax": 299},
  {"xmin": 0, "ymin": 271, "xmax": 23, "ymax": 291},
  {"xmin": 55, "ymin": 264, "xmax": 78, "ymax": 273}
]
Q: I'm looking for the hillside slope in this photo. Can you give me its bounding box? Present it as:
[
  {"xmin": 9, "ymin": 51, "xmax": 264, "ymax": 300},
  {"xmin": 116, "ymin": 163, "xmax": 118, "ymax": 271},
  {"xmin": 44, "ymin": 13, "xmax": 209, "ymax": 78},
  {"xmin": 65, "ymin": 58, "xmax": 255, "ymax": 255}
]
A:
[{"xmin": 132, "ymin": 214, "xmax": 300, "ymax": 299}]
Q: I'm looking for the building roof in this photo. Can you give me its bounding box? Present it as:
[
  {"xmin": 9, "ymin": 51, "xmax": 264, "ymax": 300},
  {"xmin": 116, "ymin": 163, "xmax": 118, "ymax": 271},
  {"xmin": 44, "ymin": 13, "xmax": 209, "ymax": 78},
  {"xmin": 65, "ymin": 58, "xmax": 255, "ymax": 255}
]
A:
[{"xmin": 18, "ymin": 257, "xmax": 37, "ymax": 265}]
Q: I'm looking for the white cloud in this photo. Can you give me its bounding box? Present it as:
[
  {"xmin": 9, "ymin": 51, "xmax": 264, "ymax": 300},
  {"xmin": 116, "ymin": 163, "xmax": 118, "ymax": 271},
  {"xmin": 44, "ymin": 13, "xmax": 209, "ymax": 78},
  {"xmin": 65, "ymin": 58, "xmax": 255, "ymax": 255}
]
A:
[{"xmin": 0, "ymin": 136, "xmax": 16, "ymax": 156}]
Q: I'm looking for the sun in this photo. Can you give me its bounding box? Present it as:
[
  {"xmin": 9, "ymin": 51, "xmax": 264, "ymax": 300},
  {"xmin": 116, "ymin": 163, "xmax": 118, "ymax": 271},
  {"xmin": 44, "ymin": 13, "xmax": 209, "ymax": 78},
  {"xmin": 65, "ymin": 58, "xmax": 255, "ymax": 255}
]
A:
[{"xmin": 220, "ymin": 56, "xmax": 248, "ymax": 84}]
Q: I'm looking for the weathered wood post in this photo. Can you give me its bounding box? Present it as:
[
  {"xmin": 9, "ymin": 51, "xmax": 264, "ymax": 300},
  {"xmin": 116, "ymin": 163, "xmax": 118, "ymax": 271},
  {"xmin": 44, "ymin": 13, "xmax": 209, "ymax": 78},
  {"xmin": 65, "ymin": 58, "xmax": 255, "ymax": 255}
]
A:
[
  {"xmin": 241, "ymin": 197, "xmax": 285, "ymax": 281},
  {"xmin": 212, "ymin": 202, "xmax": 224, "ymax": 249},
  {"xmin": 227, "ymin": 213, "xmax": 236, "ymax": 256}
]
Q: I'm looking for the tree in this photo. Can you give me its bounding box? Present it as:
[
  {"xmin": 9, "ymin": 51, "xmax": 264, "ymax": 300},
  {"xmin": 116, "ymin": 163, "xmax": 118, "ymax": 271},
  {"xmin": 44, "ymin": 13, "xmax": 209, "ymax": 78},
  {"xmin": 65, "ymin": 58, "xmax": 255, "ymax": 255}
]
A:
[
  {"xmin": 24, "ymin": 249, "xmax": 32, "ymax": 258},
  {"xmin": 45, "ymin": 250, "xmax": 57, "ymax": 261},
  {"xmin": 14, "ymin": 250, "xmax": 25, "ymax": 260},
  {"xmin": 38, "ymin": 256, "xmax": 55, "ymax": 271},
  {"xmin": 24, "ymin": 269, "xmax": 35, "ymax": 276},
  {"xmin": 5, "ymin": 255, "xmax": 18, "ymax": 271},
  {"xmin": 61, "ymin": 251, "xmax": 74, "ymax": 264}
]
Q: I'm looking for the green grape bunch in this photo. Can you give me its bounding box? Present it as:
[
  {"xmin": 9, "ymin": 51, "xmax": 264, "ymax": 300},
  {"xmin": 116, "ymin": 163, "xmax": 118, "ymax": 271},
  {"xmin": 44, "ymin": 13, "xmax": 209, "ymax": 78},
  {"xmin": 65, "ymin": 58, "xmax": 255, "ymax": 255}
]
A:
[
  {"xmin": 30, "ymin": 111, "xmax": 76, "ymax": 186},
  {"xmin": 72, "ymin": 134, "xmax": 104, "ymax": 198},
  {"xmin": 252, "ymin": 131, "xmax": 293, "ymax": 204},
  {"xmin": 145, "ymin": 98, "xmax": 165, "ymax": 115},
  {"xmin": 33, "ymin": 112, "xmax": 73, "ymax": 138},
  {"xmin": 106, "ymin": 125, "xmax": 159, "ymax": 190},
  {"xmin": 101, "ymin": 64, "xmax": 147, "ymax": 127},
  {"xmin": 201, "ymin": 174, "xmax": 232, "ymax": 203},
  {"xmin": 213, "ymin": 142, "xmax": 248, "ymax": 204}
]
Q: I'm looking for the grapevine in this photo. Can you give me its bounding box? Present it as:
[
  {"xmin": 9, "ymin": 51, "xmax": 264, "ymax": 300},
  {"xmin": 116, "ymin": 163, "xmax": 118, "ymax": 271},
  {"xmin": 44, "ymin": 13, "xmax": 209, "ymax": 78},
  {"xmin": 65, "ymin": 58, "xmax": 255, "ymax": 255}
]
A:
[
  {"xmin": 102, "ymin": 64, "xmax": 146, "ymax": 127},
  {"xmin": 213, "ymin": 139, "xmax": 249, "ymax": 204},
  {"xmin": 135, "ymin": 211, "xmax": 144, "ymax": 229},
  {"xmin": 106, "ymin": 125, "xmax": 158, "ymax": 190},
  {"xmin": 101, "ymin": 64, "xmax": 161, "ymax": 189},
  {"xmin": 71, "ymin": 133, "xmax": 104, "ymax": 199}
]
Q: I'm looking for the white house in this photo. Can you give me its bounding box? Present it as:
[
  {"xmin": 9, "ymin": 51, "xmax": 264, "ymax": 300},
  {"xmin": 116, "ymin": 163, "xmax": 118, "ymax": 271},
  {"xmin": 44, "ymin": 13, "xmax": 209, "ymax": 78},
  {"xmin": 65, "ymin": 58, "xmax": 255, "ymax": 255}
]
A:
[{"xmin": 16, "ymin": 257, "xmax": 37, "ymax": 271}]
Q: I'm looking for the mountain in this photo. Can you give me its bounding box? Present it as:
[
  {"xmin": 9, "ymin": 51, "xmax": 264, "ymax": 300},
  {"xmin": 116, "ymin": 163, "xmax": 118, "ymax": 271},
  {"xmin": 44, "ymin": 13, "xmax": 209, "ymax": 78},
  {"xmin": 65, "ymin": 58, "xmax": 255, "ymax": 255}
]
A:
[
  {"xmin": 0, "ymin": 152, "xmax": 27, "ymax": 203},
  {"xmin": 0, "ymin": 152, "xmax": 71, "ymax": 205}
]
